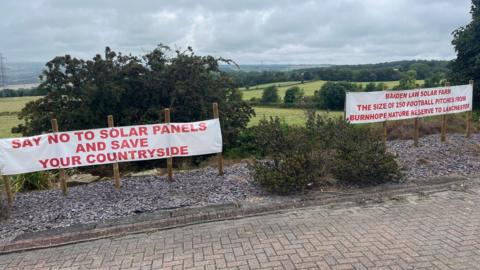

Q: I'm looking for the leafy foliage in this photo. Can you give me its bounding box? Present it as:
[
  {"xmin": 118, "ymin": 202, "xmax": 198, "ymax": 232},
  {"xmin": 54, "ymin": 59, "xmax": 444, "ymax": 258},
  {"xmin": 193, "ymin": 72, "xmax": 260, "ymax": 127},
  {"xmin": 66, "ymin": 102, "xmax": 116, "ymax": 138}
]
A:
[
  {"xmin": 450, "ymin": 0, "xmax": 480, "ymax": 107},
  {"xmin": 260, "ymin": 85, "xmax": 280, "ymax": 104},
  {"xmin": 11, "ymin": 172, "xmax": 52, "ymax": 193},
  {"xmin": 314, "ymin": 81, "xmax": 358, "ymax": 110},
  {"xmin": 13, "ymin": 46, "xmax": 254, "ymax": 148},
  {"xmin": 250, "ymin": 112, "xmax": 402, "ymax": 195},
  {"xmin": 398, "ymin": 70, "xmax": 418, "ymax": 90},
  {"xmin": 283, "ymin": 86, "xmax": 304, "ymax": 104},
  {"xmin": 250, "ymin": 117, "xmax": 329, "ymax": 195},
  {"xmin": 328, "ymin": 122, "xmax": 403, "ymax": 186},
  {"xmin": 229, "ymin": 60, "xmax": 449, "ymax": 88}
]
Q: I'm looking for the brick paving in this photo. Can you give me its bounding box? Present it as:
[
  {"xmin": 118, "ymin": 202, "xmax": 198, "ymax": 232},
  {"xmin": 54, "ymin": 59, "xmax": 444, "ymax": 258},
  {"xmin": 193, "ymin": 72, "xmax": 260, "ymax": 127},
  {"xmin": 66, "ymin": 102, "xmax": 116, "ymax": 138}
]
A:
[{"xmin": 1, "ymin": 186, "xmax": 480, "ymax": 270}]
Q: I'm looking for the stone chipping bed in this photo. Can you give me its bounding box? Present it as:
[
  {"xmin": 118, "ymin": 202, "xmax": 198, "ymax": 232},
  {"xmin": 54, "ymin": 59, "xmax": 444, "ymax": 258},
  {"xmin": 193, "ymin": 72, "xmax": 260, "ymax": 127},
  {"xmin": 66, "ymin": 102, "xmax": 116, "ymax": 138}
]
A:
[
  {"xmin": 1, "ymin": 133, "xmax": 480, "ymax": 242},
  {"xmin": 0, "ymin": 163, "xmax": 266, "ymax": 242},
  {"xmin": 388, "ymin": 133, "xmax": 480, "ymax": 180}
]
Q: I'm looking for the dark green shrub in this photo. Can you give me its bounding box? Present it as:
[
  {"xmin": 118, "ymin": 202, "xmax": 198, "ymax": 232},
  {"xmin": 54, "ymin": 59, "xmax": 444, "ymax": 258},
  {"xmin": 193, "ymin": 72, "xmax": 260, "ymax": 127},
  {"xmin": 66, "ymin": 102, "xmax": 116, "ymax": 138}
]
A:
[
  {"xmin": 283, "ymin": 86, "xmax": 304, "ymax": 104},
  {"xmin": 330, "ymin": 122, "xmax": 402, "ymax": 186},
  {"xmin": 251, "ymin": 112, "xmax": 402, "ymax": 195},
  {"xmin": 225, "ymin": 127, "xmax": 261, "ymax": 159},
  {"xmin": 14, "ymin": 46, "xmax": 254, "ymax": 149},
  {"xmin": 260, "ymin": 86, "xmax": 280, "ymax": 104},
  {"xmin": 314, "ymin": 81, "xmax": 358, "ymax": 110},
  {"xmin": 250, "ymin": 117, "xmax": 329, "ymax": 195}
]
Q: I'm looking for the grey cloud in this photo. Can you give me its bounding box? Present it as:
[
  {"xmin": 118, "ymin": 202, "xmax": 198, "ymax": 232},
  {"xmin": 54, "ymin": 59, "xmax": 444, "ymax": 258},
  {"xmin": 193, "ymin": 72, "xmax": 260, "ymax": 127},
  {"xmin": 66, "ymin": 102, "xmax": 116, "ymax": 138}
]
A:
[{"xmin": 0, "ymin": 0, "xmax": 472, "ymax": 64}]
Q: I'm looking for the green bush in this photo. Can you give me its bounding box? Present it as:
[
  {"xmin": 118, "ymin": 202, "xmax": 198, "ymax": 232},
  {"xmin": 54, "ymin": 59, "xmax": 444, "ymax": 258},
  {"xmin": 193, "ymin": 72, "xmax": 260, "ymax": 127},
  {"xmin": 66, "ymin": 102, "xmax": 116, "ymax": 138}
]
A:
[
  {"xmin": 11, "ymin": 172, "xmax": 53, "ymax": 193},
  {"xmin": 251, "ymin": 113, "xmax": 403, "ymax": 195},
  {"xmin": 260, "ymin": 85, "xmax": 280, "ymax": 104},
  {"xmin": 329, "ymin": 121, "xmax": 403, "ymax": 186},
  {"xmin": 14, "ymin": 46, "xmax": 254, "ymax": 149},
  {"xmin": 314, "ymin": 81, "xmax": 359, "ymax": 110},
  {"xmin": 225, "ymin": 127, "xmax": 261, "ymax": 159},
  {"xmin": 283, "ymin": 86, "xmax": 304, "ymax": 104},
  {"xmin": 250, "ymin": 117, "xmax": 329, "ymax": 195}
]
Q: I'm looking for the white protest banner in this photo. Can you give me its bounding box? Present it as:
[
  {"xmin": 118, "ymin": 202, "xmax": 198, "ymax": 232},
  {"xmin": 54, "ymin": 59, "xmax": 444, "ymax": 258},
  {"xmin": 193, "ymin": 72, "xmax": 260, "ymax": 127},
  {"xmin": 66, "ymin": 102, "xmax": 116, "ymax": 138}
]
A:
[
  {"xmin": 345, "ymin": 84, "xmax": 473, "ymax": 124},
  {"xmin": 0, "ymin": 119, "xmax": 222, "ymax": 175}
]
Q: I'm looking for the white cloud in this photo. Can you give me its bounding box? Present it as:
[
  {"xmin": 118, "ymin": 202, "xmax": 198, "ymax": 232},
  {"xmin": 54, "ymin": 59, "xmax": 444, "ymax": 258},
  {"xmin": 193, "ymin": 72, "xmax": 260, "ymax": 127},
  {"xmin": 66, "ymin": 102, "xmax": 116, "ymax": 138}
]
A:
[{"xmin": 0, "ymin": 0, "xmax": 472, "ymax": 64}]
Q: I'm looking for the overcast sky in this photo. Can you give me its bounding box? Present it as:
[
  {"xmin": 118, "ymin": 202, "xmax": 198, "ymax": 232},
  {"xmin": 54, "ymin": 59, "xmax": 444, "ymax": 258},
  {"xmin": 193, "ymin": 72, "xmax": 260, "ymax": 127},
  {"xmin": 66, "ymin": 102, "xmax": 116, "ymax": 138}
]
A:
[{"xmin": 0, "ymin": 0, "xmax": 473, "ymax": 65}]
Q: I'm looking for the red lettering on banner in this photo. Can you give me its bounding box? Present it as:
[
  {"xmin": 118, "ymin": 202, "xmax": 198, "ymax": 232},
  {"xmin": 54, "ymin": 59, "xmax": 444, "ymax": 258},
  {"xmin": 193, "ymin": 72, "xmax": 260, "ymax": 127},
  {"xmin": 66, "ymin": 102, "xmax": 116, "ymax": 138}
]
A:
[
  {"xmin": 48, "ymin": 134, "xmax": 70, "ymax": 144},
  {"xmin": 152, "ymin": 123, "xmax": 208, "ymax": 135},
  {"xmin": 111, "ymin": 138, "xmax": 149, "ymax": 150},
  {"xmin": 38, "ymin": 156, "xmax": 81, "ymax": 169},
  {"xmin": 76, "ymin": 142, "xmax": 107, "ymax": 153},
  {"xmin": 99, "ymin": 127, "xmax": 148, "ymax": 139},
  {"xmin": 11, "ymin": 137, "xmax": 41, "ymax": 149}
]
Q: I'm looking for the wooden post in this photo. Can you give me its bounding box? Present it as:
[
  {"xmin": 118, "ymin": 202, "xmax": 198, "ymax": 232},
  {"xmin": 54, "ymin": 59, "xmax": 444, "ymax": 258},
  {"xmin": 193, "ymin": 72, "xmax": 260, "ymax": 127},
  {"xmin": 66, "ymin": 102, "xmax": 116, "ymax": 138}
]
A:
[
  {"xmin": 414, "ymin": 118, "xmax": 420, "ymax": 147},
  {"xmin": 2, "ymin": 175, "xmax": 13, "ymax": 207},
  {"xmin": 467, "ymin": 80, "xmax": 474, "ymax": 138},
  {"xmin": 213, "ymin": 103, "xmax": 224, "ymax": 175},
  {"xmin": 441, "ymin": 82, "xmax": 450, "ymax": 142},
  {"xmin": 165, "ymin": 108, "xmax": 173, "ymax": 181},
  {"xmin": 108, "ymin": 115, "xmax": 121, "ymax": 189},
  {"xmin": 51, "ymin": 119, "xmax": 68, "ymax": 196}
]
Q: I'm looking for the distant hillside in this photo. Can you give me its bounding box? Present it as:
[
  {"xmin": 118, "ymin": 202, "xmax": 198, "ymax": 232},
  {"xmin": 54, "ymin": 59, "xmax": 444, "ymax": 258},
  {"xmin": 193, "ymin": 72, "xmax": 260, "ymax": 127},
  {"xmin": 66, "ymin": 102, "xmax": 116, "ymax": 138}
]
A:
[
  {"xmin": 220, "ymin": 64, "xmax": 331, "ymax": 72},
  {"xmin": 231, "ymin": 60, "xmax": 451, "ymax": 87},
  {"xmin": 2, "ymin": 62, "xmax": 44, "ymax": 85},
  {"xmin": 296, "ymin": 60, "xmax": 450, "ymax": 81}
]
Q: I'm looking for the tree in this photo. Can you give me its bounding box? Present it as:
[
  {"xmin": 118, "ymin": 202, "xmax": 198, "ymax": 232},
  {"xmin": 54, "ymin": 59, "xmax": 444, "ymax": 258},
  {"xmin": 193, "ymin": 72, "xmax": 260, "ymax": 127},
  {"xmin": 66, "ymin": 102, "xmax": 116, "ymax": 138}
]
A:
[
  {"xmin": 14, "ymin": 46, "xmax": 254, "ymax": 148},
  {"xmin": 398, "ymin": 70, "xmax": 417, "ymax": 89},
  {"xmin": 365, "ymin": 82, "xmax": 376, "ymax": 92},
  {"xmin": 424, "ymin": 72, "xmax": 444, "ymax": 88},
  {"xmin": 450, "ymin": 0, "xmax": 480, "ymax": 107},
  {"xmin": 283, "ymin": 86, "xmax": 304, "ymax": 104},
  {"xmin": 314, "ymin": 82, "xmax": 358, "ymax": 110},
  {"xmin": 260, "ymin": 85, "xmax": 280, "ymax": 104}
]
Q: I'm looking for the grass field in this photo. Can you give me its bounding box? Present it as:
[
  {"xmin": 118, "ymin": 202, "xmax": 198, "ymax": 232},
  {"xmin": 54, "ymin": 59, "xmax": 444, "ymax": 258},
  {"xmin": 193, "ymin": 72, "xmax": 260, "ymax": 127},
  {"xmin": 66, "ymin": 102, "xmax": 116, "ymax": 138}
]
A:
[
  {"xmin": 239, "ymin": 81, "xmax": 301, "ymax": 91},
  {"xmin": 0, "ymin": 96, "xmax": 38, "ymax": 112},
  {"xmin": 250, "ymin": 106, "xmax": 342, "ymax": 126},
  {"xmin": 241, "ymin": 80, "xmax": 425, "ymax": 101},
  {"xmin": 0, "ymin": 96, "xmax": 39, "ymax": 138}
]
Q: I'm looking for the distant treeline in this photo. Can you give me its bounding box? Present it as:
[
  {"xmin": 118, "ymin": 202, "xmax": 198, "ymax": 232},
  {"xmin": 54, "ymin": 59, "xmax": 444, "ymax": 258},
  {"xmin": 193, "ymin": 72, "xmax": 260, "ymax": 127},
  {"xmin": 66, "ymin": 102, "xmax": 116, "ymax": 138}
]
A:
[
  {"xmin": 0, "ymin": 88, "xmax": 47, "ymax": 98},
  {"xmin": 229, "ymin": 60, "xmax": 450, "ymax": 88}
]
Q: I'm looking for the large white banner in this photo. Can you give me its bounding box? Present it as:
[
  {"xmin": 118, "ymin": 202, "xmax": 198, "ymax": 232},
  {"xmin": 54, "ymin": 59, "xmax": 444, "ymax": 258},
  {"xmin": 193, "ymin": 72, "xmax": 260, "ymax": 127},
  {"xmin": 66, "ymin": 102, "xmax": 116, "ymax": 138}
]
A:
[
  {"xmin": 0, "ymin": 119, "xmax": 222, "ymax": 175},
  {"xmin": 345, "ymin": 84, "xmax": 473, "ymax": 124}
]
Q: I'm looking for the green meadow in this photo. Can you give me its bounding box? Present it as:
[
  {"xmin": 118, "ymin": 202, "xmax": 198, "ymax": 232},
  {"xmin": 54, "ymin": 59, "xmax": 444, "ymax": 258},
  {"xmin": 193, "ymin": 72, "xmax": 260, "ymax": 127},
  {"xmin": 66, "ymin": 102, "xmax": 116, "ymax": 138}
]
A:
[{"xmin": 241, "ymin": 79, "xmax": 424, "ymax": 101}]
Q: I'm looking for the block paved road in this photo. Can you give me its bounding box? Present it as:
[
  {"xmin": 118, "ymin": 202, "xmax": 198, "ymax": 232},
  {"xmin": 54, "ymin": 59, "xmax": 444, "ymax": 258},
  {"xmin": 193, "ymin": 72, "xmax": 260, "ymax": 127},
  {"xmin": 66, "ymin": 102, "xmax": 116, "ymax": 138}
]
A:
[{"xmin": 1, "ymin": 186, "xmax": 480, "ymax": 270}]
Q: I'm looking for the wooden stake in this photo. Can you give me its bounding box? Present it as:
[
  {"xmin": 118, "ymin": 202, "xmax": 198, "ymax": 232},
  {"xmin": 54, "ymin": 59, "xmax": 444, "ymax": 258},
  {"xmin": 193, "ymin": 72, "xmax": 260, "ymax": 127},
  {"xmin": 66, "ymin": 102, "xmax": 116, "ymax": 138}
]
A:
[
  {"xmin": 165, "ymin": 108, "xmax": 173, "ymax": 181},
  {"xmin": 2, "ymin": 175, "xmax": 13, "ymax": 207},
  {"xmin": 108, "ymin": 115, "xmax": 121, "ymax": 189},
  {"xmin": 213, "ymin": 103, "xmax": 224, "ymax": 175},
  {"xmin": 441, "ymin": 82, "xmax": 450, "ymax": 143},
  {"xmin": 51, "ymin": 119, "xmax": 68, "ymax": 196},
  {"xmin": 467, "ymin": 80, "xmax": 474, "ymax": 138},
  {"xmin": 414, "ymin": 118, "xmax": 420, "ymax": 147}
]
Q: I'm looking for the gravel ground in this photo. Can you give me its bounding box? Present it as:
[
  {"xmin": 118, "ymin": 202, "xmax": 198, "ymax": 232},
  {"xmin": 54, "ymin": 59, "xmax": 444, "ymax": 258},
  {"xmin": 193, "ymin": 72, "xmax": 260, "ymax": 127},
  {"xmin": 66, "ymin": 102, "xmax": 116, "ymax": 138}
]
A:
[
  {"xmin": 389, "ymin": 133, "xmax": 480, "ymax": 180},
  {"xmin": 0, "ymin": 163, "xmax": 266, "ymax": 242},
  {"xmin": 1, "ymin": 133, "xmax": 479, "ymax": 242}
]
